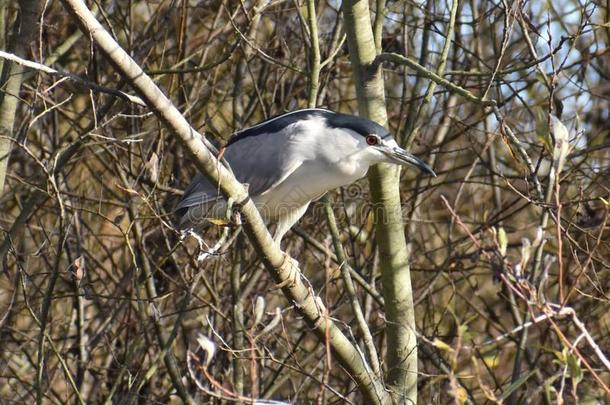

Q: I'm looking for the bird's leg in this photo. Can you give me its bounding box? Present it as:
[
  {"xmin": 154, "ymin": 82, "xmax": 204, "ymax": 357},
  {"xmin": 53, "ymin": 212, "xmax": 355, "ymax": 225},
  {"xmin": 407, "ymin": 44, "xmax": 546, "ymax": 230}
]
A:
[
  {"xmin": 274, "ymin": 252, "xmax": 302, "ymax": 290},
  {"xmin": 272, "ymin": 231, "xmax": 300, "ymax": 269},
  {"xmin": 272, "ymin": 203, "xmax": 310, "ymax": 247},
  {"xmin": 271, "ymin": 203, "xmax": 310, "ymax": 268},
  {"xmin": 286, "ymin": 255, "xmax": 300, "ymax": 274}
]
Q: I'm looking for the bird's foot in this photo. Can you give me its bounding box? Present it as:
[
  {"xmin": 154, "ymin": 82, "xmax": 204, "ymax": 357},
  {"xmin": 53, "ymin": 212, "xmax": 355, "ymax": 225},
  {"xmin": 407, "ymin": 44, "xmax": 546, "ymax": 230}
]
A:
[
  {"xmin": 288, "ymin": 255, "xmax": 300, "ymax": 269},
  {"xmin": 274, "ymin": 253, "xmax": 301, "ymax": 289}
]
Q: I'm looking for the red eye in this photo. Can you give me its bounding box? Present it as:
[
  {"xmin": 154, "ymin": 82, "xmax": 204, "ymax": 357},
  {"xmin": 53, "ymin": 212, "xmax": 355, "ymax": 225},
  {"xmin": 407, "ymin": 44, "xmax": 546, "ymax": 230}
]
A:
[{"xmin": 366, "ymin": 135, "xmax": 378, "ymax": 145}]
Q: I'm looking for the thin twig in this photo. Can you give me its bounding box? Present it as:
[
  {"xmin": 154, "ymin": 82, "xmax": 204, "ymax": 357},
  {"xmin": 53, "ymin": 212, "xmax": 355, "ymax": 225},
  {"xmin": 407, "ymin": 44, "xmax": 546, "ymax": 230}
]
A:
[{"xmin": 0, "ymin": 50, "xmax": 146, "ymax": 106}]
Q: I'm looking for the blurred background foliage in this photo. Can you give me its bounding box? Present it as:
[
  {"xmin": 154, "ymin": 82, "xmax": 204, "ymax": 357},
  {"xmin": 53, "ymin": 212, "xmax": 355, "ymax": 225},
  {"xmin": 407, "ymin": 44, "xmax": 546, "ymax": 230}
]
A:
[{"xmin": 0, "ymin": 0, "xmax": 609, "ymax": 403}]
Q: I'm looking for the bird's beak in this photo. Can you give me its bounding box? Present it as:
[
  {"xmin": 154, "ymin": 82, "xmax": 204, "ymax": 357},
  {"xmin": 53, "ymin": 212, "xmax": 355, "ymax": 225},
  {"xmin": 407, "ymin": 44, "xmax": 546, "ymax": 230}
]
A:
[{"xmin": 379, "ymin": 145, "xmax": 436, "ymax": 176}]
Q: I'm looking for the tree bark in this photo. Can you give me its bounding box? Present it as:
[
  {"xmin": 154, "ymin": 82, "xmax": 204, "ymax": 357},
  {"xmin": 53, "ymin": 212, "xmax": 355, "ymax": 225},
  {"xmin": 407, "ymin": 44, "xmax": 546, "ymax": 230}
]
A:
[
  {"xmin": 342, "ymin": 0, "xmax": 418, "ymax": 402},
  {"xmin": 0, "ymin": 0, "xmax": 41, "ymax": 194}
]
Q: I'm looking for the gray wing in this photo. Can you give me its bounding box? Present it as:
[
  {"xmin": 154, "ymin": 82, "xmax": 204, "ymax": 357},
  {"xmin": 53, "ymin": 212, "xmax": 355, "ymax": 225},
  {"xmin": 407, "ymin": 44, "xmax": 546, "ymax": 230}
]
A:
[
  {"xmin": 175, "ymin": 126, "xmax": 304, "ymax": 212},
  {"xmin": 174, "ymin": 172, "xmax": 221, "ymax": 212}
]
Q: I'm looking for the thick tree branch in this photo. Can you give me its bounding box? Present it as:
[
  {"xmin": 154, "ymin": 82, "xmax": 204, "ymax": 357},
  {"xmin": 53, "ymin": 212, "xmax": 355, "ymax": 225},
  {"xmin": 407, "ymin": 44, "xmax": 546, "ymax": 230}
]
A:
[{"xmin": 342, "ymin": 0, "xmax": 418, "ymax": 402}]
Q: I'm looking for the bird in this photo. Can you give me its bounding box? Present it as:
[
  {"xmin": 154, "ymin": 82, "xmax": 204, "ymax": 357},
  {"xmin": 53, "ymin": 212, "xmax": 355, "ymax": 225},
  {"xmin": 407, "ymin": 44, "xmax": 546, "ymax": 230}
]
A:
[{"xmin": 176, "ymin": 108, "xmax": 435, "ymax": 245}]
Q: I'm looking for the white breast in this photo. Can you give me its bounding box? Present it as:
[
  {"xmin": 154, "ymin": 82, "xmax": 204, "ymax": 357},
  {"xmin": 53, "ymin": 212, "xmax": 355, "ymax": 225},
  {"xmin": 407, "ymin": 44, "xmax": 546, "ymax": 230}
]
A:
[{"xmin": 254, "ymin": 158, "xmax": 369, "ymax": 221}]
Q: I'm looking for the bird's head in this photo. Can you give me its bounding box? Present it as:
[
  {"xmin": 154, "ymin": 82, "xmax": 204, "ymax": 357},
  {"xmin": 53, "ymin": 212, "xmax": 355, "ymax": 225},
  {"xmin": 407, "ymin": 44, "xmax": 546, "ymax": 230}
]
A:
[{"xmin": 325, "ymin": 111, "xmax": 436, "ymax": 176}]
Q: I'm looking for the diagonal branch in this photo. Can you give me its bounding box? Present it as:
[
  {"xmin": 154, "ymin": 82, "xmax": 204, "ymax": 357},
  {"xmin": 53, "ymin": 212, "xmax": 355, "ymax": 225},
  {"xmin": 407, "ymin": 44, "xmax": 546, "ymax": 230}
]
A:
[
  {"xmin": 374, "ymin": 52, "xmax": 496, "ymax": 107},
  {"xmin": 58, "ymin": 0, "xmax": 390, "ymax": 402}
]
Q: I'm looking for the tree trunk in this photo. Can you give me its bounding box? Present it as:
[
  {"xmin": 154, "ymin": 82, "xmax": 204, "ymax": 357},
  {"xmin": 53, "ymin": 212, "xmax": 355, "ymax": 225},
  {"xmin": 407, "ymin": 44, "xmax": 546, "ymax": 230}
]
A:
[
  {"xmin": 0, "ymin": 0, "xmax": 41, "ymax": 194},
  {"xmin": 342, "ymin": 0, "xmax": 418, "ymax": 402}
]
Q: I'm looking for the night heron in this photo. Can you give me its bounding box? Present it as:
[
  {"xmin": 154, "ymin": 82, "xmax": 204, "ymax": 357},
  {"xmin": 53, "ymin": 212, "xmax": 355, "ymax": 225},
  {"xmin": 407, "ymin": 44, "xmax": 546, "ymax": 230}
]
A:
[{"xmin": 176, "ymin": 108, "xmax": 435, "ymax": 245}]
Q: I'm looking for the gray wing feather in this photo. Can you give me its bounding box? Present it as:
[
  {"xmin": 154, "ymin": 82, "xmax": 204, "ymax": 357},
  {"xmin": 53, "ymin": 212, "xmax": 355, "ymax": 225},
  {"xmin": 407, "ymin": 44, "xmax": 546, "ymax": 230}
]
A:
[
  {"xmin": 174, "ymin": 173, "xmax": 221, "ymax": 211},
  {"xmin": 175, "ymin": 126, "xmax": 303, "ymax": 211},
  {"xmin": 224, "ymin": 130, "xmax": 303, "ymax": 196}
]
